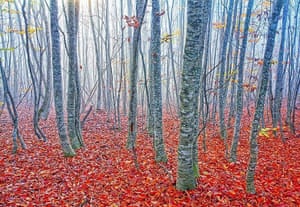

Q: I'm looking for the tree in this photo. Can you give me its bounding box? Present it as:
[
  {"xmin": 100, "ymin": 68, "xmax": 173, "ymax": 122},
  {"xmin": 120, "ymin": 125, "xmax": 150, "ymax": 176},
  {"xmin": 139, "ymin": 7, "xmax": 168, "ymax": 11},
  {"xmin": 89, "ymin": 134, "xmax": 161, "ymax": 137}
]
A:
[
  {"xmin": 0, "ymin": 59, "xmax": 26, "ymax": 153},
  {"xmin": 272, "ymin": 0, "xmax": 288, "ymax": 138},
  {"xmin": 149, "ymin": 0, "xmax": 167, "ymax": 162},
  {"xmin": 88, "ymin": 0, "xmax": 103, "ymax": 111},
  {"xmin": 285, "ymin": 0, "xmax": 299, "ymax": 134},
  {"xmin": 246, "ymin": 0, "xmax": 284, "ymax": 194},
  {"xmin": 126, "ymin": 0, "xmax": 148, "ymax": 150},
  {"xmin": 50, "ymin": 0, "xmax": 75, "ymax": 156},
  {"xmin": 218, "ymin": 0, "xmax": 234, "ymax": 144},
  {"xmin": 38, "ymin": 0, "xmax": 52, "ymax": 120},
  {"xmin": 66, "ymin": 0, "xmax": 84, "ymax": 150},
  {"xmin": 230, "ymin": 0, "xmax": 254, "ymax": 163},
  {"xmin": 176, "ymin": 0, "xmax": 210, "ymax": 191},
  {"xmin": 21, "ymin": 0, "xmax": 47, "ymax": 141}
]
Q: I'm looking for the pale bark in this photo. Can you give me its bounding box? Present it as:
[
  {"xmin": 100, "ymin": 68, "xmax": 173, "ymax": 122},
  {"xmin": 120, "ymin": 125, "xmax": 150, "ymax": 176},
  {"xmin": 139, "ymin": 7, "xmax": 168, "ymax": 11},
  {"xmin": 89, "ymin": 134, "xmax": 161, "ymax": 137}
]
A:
[
  {"xmin": 176, "ymin": 0, "xmax": 210, "ymax": 191},
  {"xmin": 150, "ymin": 0, "xmax": 167, "ymax": 162},
  {"xmin": 246, "ymin": 0, "xmax": 284, "ymax": 194},
  {"xmin": 127, "ymin": 0, "xmax": 148, "ymax": 149},
  {"xmin": 50, "ymin": 0, "xmax": 76, "ymax": 156},
  {"xmin": 66, "ymin": 0, "xmax": 83, "ymax": 150},
  {"xmin": 218, "ymin": 0, "xmax": 234, "ymax": 141},
  {"xmin": 0, "ymin": 59, "xmax": 26, "ymax": 154},
  {"xmin": 230, "ymin": 0, "xmax": 254, "ymax": 163}
]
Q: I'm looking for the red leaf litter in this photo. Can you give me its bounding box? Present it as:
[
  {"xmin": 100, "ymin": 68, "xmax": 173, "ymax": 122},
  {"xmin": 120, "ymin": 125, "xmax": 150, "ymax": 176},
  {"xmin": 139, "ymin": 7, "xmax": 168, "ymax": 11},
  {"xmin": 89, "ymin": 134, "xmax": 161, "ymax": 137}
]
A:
[{"xmin": 0, "ymin": 108, "xmax": 300, "ymax": 207}]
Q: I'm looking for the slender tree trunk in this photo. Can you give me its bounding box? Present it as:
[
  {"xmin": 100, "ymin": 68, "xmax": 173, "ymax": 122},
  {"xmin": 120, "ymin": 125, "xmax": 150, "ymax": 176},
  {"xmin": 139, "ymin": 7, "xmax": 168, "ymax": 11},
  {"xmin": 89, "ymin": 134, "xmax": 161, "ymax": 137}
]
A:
[
  {"xmin": 246, "ymin": 0, "xmax": 284, "ymax": 194},
  {"xmin": 230, "ymin": 0, "xmax": 254, "ymax": 163},
  {"xmin": 166, "ymin": 0, "xmax": 180, "ymax": 113},
  {"xmin": 50, "ymin": 0, "xmax": 76, "ymax": 156},
  {"xmin": 0, "ymin": 59, "xmax": 26, "ymax": 153},
  {"xmin": 21, "ymin": 0, "xmax": 46, "ymax": 141},
  {"xmin": 150, "ymin": 0, "xmax": 167, "ymax": 162},
  {"xmin": 127, "ymin": 0, "xmax": 148, "ymax": 149},
  {"xmin": 66, "ymin": 0, "xmax": 83, "ymax": 150},
  {"xmin": 218, "ymin": 0, "xmax": 234, "ymax": 143},
  {"xmin": 39, "ymin": 1, "xmax": 52, "ymax": 120}
]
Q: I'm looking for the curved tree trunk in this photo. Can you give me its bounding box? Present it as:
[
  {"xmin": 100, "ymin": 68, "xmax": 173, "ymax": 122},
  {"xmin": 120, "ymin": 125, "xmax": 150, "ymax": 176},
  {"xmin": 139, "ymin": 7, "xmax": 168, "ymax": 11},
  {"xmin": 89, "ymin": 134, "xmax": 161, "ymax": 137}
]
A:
[{"xmin": 0, "ymin": 59, "xmax": 26, "ymax": 154}]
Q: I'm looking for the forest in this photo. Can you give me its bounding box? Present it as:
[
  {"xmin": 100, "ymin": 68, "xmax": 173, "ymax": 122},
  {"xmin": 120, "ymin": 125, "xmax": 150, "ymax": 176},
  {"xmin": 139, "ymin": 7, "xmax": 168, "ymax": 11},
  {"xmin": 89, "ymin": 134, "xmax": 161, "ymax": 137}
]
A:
[{"xmin": 0, "ymin": 0, "xmax": 300, "ymax": 206}]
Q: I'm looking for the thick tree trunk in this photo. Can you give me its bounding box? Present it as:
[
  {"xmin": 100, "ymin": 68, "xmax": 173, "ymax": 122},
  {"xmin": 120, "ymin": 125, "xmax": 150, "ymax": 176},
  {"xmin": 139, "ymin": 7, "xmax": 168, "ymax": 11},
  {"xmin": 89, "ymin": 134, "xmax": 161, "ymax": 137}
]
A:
[{"xmin": 176, "ymin": 0, "xmax": 210, "ymax": 191}]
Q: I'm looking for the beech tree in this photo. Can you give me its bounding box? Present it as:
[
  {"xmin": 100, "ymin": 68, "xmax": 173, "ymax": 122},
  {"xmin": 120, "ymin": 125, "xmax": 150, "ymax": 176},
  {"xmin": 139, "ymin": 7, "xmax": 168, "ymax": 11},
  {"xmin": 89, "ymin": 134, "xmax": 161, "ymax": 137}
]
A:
[
  {"xmin": 66, "ymin": 0, "xmax": 84, "ymax": 150},
  {"xmin": 21, "ymin": 0, "xmax": 47, "ymax": 141},
  {"xmin": 246, "ymin": 0, "xmax": 284, "ymax": 194},
  {"xmin": 218, "ymin": 0, "xmax": 234, "ymax": 144},
  {"xmin": 230, "ymin": 0, "xmax": 254, "ymax": 163},
  {"xmin": 272, "ymin": 0, "xmax": 289, "ymax": 138},
  {"xmin": 127, "ymin": 0, "xmax": 148, "ymax": 150},
  {"xmin": 176, "ymin": 0, "xmax": 210, "ymax": 191},
  {"xmin": 50, "ymin": 0, "xmax": 75, "ymax": 156},
  {"xmin": 0, "ymin": 59, "xmax": 26, "ymax": 153},
  {"xmin": 149, "ymin": 0, "xmax": 167, "ymax": 162}
]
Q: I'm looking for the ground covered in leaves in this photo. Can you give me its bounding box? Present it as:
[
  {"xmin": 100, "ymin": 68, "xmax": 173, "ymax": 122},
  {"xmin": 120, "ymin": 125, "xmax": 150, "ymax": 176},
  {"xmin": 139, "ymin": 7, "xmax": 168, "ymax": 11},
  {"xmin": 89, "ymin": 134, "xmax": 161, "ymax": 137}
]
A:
[{"xmin": 0, "ymin": 107, "xmax": 300, "ymax": 206}]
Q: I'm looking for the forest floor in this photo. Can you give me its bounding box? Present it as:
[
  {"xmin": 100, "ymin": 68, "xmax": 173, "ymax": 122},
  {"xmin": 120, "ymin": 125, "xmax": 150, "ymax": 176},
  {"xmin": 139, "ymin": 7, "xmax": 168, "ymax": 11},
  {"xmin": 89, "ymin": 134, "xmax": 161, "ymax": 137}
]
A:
[{"xmin": 0, "ymin": 107, "xmax": 300, "ymax": 207}]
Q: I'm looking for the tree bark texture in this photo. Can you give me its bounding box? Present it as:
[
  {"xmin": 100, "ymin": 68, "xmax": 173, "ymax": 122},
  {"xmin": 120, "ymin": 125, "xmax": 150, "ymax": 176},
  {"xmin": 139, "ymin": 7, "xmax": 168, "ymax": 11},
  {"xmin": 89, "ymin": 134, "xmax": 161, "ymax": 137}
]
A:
[
  {"xmin": 176, "ymin": 0, "xmax": 210, "ymax": 191},
  {"xmin": 246, "ymin": 0, "xmax": 284, "ymax": 194}
]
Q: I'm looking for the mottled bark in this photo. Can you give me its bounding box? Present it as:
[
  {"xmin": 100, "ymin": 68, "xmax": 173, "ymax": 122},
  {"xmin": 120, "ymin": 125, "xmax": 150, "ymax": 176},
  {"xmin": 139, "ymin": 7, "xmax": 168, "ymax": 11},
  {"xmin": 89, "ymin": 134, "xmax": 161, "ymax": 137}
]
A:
[
  {"xmin": 50, "ymin": 0, "xmax": 75, "ymax": 156},
  {"xmin": 246, "ymin": 0, "xmax": 283, "ymax": 194},
  {"xmin": 176, "ymin": 0, "xmax": 210, "ymax": 191},
  {"xmin": 230, "ymin": 0, "xmax": 254, "ymax": 163},
  {"xmin": 150, "ymin": 0, "xmax": 167, "ymax": 162}
]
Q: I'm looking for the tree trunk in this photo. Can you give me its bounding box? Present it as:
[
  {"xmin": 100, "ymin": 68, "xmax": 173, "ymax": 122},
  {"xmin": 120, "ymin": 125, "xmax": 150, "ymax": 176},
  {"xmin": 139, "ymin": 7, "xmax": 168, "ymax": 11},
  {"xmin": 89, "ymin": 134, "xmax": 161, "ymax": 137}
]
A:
[
  {"xmin": 127, "ymin": 0, "xmax": 148, "ymax": 150},
  {"xmin": 50, "ymin": 0, "xmax": 76, "ymax": 157},
  {"xmin": 150, "ymin": 0, "xmax": 167, "ymax": 162},
  {"xmin": 66, "ymin": 0, "xmax": 83, "ymax": 150},
  {"xmin": 0, "ymin": 59, "xmax": 26, "ymax": 154},
  {"xmin": 230, "ymin": 0, "xmax": 254, "ymax": 163},
  {"xmin": 246, "ymin": 0, "xmax": 284, "ymax": 194},
  {"xmin": 218, "ymin": 0, "xmax": 234, "ymax": 142},
  {"xmin": 176, "ymin": 0, "xmax": 210, "ymax": 191}
]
